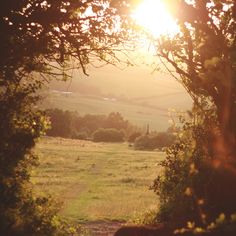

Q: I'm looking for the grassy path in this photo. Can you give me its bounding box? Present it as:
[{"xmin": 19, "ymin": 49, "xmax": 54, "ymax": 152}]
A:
[{"xmin": 79, "ymin": 221, "xmax": 126, "ymax": 236}]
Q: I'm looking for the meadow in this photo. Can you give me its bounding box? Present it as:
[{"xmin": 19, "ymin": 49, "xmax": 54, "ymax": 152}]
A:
[{"xmin": 33, "ymin": 137, "xmax": 165, "ymax": 223}]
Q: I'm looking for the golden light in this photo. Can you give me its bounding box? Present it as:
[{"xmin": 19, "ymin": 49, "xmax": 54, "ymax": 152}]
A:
[{"xmin": 132, "ymin": 0, "xmax": 178, "ymax": 37}]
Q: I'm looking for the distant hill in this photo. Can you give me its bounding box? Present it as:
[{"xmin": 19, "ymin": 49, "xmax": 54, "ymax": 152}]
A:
[{"xmin": 41, "ymin": 64, "xmax": 192, "ymax": 131}]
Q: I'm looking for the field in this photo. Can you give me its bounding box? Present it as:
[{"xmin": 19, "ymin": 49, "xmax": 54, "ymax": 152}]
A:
[
  {"xmin": 40, "ymin": 91, "xmax": 191, "ymax": 132},
  {"xmin": 33, "ymin": 137, "xmax": 165, "ymax": 224},
  {"xmin": 41, "ymin": 92, "xmax": 168, "ymax": 131},
  {"xmin": 41, "ymin": 66, "xmax": 192, "ymax": 132}
]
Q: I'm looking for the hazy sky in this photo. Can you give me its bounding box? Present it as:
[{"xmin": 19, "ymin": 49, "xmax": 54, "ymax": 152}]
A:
[
  {"xmin": 72, "ymin": 48, "xmax": 193, "ymax": 106},
  {"xmin": 48, "ymin": 44, "xmax": 193, "ymax": 131}
]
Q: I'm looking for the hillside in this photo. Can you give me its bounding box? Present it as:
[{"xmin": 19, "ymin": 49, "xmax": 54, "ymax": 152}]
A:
[{"xmin": 41, "ymin": 64, "xmax": 192, "ymax": 131}]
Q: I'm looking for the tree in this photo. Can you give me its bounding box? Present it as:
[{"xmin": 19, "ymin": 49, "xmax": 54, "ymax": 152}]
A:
[
  {"xmin": 46, "ymin": 109, "xmax": 76, "ymax": 138},
  {"xmin": 105, "ymin": 112, "xmax": 129, "ymax": 130},
  {"xmin": 75, "ymin": 114, "xmax": 107, "ymax": 135},
  {"xmin": 156, "ymin": 0, "xmax": 236, "ymax": 157},
  {"xmin": 151, "ymin": 0, "xmax": 236, "ymax": 231},
  {"xmin": 134, "ymin": 132, "xmax": 175, "ymax": 150},
  {"xmin": 0, "ymin": 1, "xmax": 133, "ymax": 234}
]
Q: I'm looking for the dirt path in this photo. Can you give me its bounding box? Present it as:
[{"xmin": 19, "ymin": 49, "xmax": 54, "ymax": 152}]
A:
[{"xmin": 79, "ymin": 221, "xmax": 126, "ymax": 236}]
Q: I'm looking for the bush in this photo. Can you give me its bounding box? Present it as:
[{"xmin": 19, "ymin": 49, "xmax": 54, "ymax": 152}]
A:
[
  {"xmin": 134, "ymin": 133, "xmax": 175, "ymax": 150},
  {"xmin": 0, "ymin": 95, "xmax": 76, "ymax": 235},
  {"xmin": 92, "ymin": 128, "xmax": 124, "ymax": 142},
  {"xmin": 151, "ymin": 112, "xmax": 236, "ymax": 227},
  {"xmin": 153, "ymin": 132, "xmax": 175, "ymax": 149},
  {"xmin": 71, "ymin": 131, "xmax": 89, "ymax": 140},
  {"xmin": 46, "ymin": 109, "xmax": 76, "ymax": 138},
  {"xmin": 134, "ymin": 135, "xmax": 154, "ymax": 150},
  {"xmin": 128, "ymin": 131, "xmax": 142, "ymax": 143}
]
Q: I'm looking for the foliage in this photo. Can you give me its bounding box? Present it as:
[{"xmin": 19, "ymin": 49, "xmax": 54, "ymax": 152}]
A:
[
  {"xmin": 0, "ymin": 0, "xmax": 133, "ymax": 79},
  {"xmin": 134, "ymin": 132, "xmax": 175, "ymax": 150},
  {"xmin": 131, "ymin": 208, "xmax": 159, "ymax": 225},
  {"xmin": 71, "ymin": 131, "xmax": 89, "ymax": 141},
  {"xmin": 0, "ymin": 0, "xmax": 133, "ymax": 235},
  {"xmin": 105, "ymin": 112, "xmax": 129, "ymax": 130},
  {"xmin": 0, "ymin": 85, "xmax": 77, "ymax": 235},
  {"xmin": 46, "ymin": 109, "xmax": 76, "ymax": 138},
  {"xmin": 158, "ymin": 0, "xmax": 236, "ymax": 151},
  {"xmin": 46, "ymin": 109, "xmax": 136, "ymax": 140},
  {"xmin": 150, "ymin": 1, "xmax": 236, "ymax": 233},
  {"xmin": 128, "ymin": 131, "xmax": 142, "ymax": 143},
  {"xmin": 134, "ymin": 135, "xmax": 154, "ymax": 150},
  {"xmin": 152, "ymin": 110, "xmax": 236, "ymax": 228},
  {"xmin": 76, "ymin": 112, "xmax": 133, "ymax": 136},
  {"xmin": 75, "ymin": 113, "xmax": 107, "ymax": 136},
  {"xmin": 174, "ymin": 212, "xmax": 236, "ymax": 235},
  {"xmin": 92, "ymin": 128, "xmax": 124, "ymax": 142}
]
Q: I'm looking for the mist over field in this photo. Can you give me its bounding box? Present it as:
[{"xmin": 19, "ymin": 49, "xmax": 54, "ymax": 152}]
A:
[{"xmin": 42, "ymin": 64, "xmax": 192, "ymax": 131}]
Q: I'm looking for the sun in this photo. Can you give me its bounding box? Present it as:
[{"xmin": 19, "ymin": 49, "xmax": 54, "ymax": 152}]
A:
[{"xmin": 132, "ymin": 0, "xmax": 178, "ymax": 37}]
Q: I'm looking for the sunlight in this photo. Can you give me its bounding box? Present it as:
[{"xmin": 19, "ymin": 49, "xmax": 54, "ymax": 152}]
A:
[{"xmin": 132, "ymin": 0, "xmax": 178, "ymax": 37}]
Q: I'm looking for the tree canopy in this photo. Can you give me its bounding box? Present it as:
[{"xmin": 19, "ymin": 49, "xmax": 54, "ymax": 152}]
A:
[
  {"xmin": 0, "ymin": 1, "xmax": 134, "ymax": 235},
  {"xmin": 151, "ymin": 1, "xmax": 236, "ymax": 232},
  {"xmin": 0, "ymin": 0, "xmax": 134, "ymax": 81},
  {"xmin": 156, "ymin": 0, "xmax": 236, "ymax": 154}
]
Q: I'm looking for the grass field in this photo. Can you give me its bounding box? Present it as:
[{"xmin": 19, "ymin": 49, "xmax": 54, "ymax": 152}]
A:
[
  {"xmin": 40, "ymin": 91, "xmax": 191, "ymax": 131},
  {"xmin": 33, "ymin": 137, "xmax": 165, "ymax": 223},
  {"xmin": 41, "ymin": 64, "xmax": 192, "ymax": 132}
]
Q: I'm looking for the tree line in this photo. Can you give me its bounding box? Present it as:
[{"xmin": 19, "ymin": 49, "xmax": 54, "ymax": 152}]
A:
[
  {"xmin": 45, "ymin": 109, "xmax": 133, "ymax": 140},
  {"xmin": 45, "ymin": 108, "xmax": 176, "ymax": 148}
]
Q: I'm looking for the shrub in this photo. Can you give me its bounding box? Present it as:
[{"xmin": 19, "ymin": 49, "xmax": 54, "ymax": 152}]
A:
[
  {"xmin": 151, "ymin": 112, "xmax": 236, "ymax": 227},
  {"xmin": 92, "ymin": 128, "xmax": 124, "ymax": 142},
  {"xmin": 134, "ymin": 135, "xmax": 154, "ymax": 150},
  {"xmin": 46, "ymin": 109, "xmax": 76, "ymax": 138},
  {"xmin": 71, "ymin": 131, "xmax": 89, "ymax": 140},
  {"xmin": 0, "ymin": 97, "xmax": 76, "ymax": 235},
  {"xmin": 134, "ymin": 133, "xmax": 175, "ymax": 150},
  {"xmin": 152, "ymin": 132, "xmax": 175, "ymax": 149},
  {"xmin": 128, "ymin": 131, "xmax": 142, "ymax": 143}
]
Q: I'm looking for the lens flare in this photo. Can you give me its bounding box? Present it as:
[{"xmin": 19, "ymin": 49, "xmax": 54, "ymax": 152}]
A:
[{"xmin": 132, "ymin": 0, "xmax": 178, "ymax": 37}]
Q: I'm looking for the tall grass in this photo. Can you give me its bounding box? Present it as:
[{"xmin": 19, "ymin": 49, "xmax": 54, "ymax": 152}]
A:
[{"xmin": 33, "ymin": 137, "xmax": 165, "ymax": 223}]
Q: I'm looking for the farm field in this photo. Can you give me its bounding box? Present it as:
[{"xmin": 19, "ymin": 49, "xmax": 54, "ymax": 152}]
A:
[
  {"xmin": 40, "ymin": 67, "xmax": 192, "ymax": 132},
  {"xmin": 40, "ymin": 91, "xmax": 190, "ymax": 131},
  {"xmin": 32, "ymin": 137, "xmax": 165, "ymax": 223}
]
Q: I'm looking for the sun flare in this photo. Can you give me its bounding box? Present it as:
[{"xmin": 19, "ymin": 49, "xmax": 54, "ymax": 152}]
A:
[{"xmin": 132, "ymin": 0, "xmax": 178, "ymax": 37}]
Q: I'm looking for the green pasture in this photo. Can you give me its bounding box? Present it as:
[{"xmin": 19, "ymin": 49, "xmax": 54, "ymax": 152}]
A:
[{"xmin": 32, "ymin": 137, "xmax": 165, "ymax": 223}]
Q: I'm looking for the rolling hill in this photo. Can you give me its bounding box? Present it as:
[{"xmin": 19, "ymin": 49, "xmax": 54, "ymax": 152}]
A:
[{"xmin": 40, "ymin": 64, "xmax": 192, "ymax": 131}]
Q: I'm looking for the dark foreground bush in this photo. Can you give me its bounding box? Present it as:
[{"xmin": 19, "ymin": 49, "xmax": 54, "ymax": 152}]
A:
[
  {"xmin": 0, "ymin": 101, "xmax": 77, "ymax": 236},
  {"xmin": 152, "ymin": 114, "xmax": 236, "ymax": 228},
  {"xmin": 92, "ymin": 128, "xmax": 124, "ymax": 142},
  {"xmin": 114, "ymin": 222, "xmax": 236, "ymax": 236}
]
